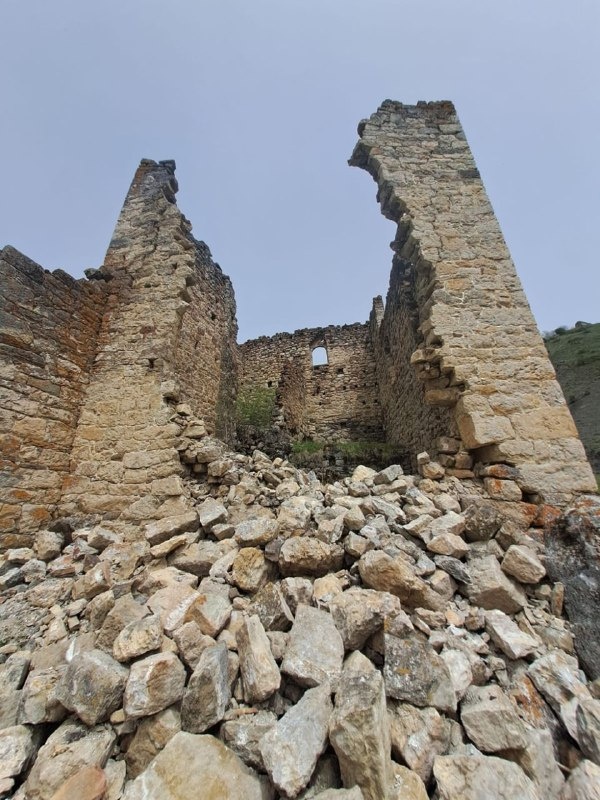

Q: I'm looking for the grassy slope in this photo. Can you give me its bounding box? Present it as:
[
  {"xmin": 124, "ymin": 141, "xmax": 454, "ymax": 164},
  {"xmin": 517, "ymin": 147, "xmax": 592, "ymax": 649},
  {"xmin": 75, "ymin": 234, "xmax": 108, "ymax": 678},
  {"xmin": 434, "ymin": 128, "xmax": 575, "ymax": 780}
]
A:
[{"xmin": 544, "ymin": 323, "xmax": 600, "ymax": 474}]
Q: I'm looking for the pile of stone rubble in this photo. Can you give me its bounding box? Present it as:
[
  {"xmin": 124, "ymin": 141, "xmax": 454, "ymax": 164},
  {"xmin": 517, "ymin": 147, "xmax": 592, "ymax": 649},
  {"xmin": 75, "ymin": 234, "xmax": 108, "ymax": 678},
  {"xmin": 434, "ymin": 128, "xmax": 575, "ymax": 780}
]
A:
[{"xmin": 1, "ymin": 414, "xmax": 600, "ymax": 799}]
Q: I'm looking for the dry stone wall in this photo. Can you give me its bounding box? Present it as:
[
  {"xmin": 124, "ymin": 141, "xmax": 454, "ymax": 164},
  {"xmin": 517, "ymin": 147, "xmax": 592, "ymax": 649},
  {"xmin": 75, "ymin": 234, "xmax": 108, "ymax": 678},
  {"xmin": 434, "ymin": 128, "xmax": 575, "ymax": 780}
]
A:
[
  {"xmin": 240, "ymin": 323, "xmax": 384, "ymax": 443},
  {"xmin": 61, "ymin": 160, "xmax": 239, "ymax": 532},
  {"xmin": 351, "ymin": 101, "xmax": 596, "ymax": 503},
  {"xmin": 0, "ymin": 247, "xmax": 106, "ymax": 546}
]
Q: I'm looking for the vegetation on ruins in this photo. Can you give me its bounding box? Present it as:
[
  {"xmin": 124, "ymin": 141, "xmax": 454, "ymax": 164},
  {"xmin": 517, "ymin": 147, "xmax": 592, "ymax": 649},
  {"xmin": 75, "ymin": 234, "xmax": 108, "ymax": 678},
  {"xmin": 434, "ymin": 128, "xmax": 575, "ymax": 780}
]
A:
[{"xmin": 235, "ymin": 386, "xmax": 277, "ymax": 430}]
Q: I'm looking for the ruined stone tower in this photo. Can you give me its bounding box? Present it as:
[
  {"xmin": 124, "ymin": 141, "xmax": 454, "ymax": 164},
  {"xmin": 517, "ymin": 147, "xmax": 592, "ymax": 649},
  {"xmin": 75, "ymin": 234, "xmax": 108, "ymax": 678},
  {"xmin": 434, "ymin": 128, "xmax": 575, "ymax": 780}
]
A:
[{"xmin": 0, "ymin": 101, "xmax": 595, "ymax": 548}]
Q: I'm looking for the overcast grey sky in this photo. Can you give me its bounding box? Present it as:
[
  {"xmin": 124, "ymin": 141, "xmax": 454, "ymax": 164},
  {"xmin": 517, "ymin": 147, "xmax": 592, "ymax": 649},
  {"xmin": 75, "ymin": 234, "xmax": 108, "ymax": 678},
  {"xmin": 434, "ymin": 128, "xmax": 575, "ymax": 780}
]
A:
[{"xmin": 1, "ymin": 0, "xmax": 598, "ymax": 341}]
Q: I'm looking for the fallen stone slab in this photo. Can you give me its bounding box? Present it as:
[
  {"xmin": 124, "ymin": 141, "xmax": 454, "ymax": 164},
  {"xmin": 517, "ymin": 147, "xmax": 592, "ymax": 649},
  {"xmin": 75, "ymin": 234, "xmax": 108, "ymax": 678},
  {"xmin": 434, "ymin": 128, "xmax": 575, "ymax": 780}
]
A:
[
  {"xmin": 125, "ymin": 707, "xmax": 181, "ymax": 778},
  {"xmin": 56, "ymin": 648, "xmax": 128, "ymax": 725},
  {"xmin": 388, "ymin": 701, "xmax": 452, "ymax": 784},
  {"xmin": 433, "ymin": 754, "xmax": 540, "ymax": 800},
  {"xmin": 237, "ymin": 614, "xmax": 281, "ymax": 703},
  {"xmin": 220, "ymin": 710, "xmax": 277, "ymax": 771},
  {"xmin": 484, "ymin": 609, "xmax": 538, "ymax": 659},
  {"xmin": 330, "ymin": 587, "xmax": 400, "ymax": 651},
  {"xmin": 460, "ymin": 684, "xmax": 528, "ymax": 753},
  {"xmin": 121, "ymin": 732, "xmax": 269, "ymax": 800},
  {"xmin": 260, "ymin": 683, "xmax": 332, "ymax": 797},
  {"xmin": 123, "ymin": 652, "xmax": 186, "ymax": 718},
  {"xmin": 281, "ymin": 605, "xmax": 344, "ymax": 688},
  {"xmin": 0, "ymin": 725, "xmax": 41, "ymax": 781},
  {"xmin": 358, "ymin": 550, "xmax": 445, "ymax": 612},
  {"xmin": 181, "ymin": 642, "xmax": 230, "ymax": 733},
  {"xmin": 383, "ymin": 633, "xmax": 456, "ymax": 713},
  {"xmin": 465, "ymin": 555, "xmax": 527, "ymax": 614},
  {"xmin": 329, "ymin": 659, "xmax": 394, "ymax": 800}
]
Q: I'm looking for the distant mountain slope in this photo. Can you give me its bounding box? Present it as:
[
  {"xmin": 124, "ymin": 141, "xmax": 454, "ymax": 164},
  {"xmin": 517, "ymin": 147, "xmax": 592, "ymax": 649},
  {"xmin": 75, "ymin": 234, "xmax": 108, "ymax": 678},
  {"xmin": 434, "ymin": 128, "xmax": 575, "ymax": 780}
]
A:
[{"xmin": 544, "ymin": 322, "xmax": 600, "ymax": 475}]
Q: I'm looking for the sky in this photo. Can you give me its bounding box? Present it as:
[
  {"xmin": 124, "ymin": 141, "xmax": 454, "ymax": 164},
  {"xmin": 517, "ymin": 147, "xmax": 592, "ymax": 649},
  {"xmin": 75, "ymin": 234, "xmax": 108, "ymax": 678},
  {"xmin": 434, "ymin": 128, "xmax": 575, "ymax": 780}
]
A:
[{"xmin": 1, "ymin": 0, "xmax": 598, "ymax": 342}]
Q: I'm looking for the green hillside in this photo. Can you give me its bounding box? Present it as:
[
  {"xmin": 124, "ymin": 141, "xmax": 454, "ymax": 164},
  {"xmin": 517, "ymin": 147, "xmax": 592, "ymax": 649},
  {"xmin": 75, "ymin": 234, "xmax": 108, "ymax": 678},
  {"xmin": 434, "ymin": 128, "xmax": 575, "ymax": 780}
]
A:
[{"xmin": 544, "ymin": 322, "xmax": 600, "ymax": 475}]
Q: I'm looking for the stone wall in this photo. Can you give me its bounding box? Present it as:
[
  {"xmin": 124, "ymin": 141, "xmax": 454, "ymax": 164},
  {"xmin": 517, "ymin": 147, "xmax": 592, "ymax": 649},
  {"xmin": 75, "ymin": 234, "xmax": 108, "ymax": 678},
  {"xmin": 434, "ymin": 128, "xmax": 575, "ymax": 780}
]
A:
[
  {"xmin": 0, "ymin": 247, "xmax": 106, "ymax": 545},
  {"xmin": 351, "ymin": 100, "xmax": 596, "ymax": 503},
  {"xmin": 60, "ymin": 160, "xmax": 238, "ymax": 532},
  {"xmin": 240, "ymin": 323, "xmax": 384, "ymax": 443},
  {"xmin": 174, "ymin": 240, "xmax": 238, "ymax": 442}
]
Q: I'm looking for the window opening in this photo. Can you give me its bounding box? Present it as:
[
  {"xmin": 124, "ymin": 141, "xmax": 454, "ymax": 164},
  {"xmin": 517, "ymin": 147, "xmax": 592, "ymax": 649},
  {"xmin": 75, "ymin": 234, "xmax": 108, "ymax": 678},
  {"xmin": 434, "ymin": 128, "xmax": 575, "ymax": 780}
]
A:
[{"xmin": 312, "ymin": 346, "xmax": 328, "ymax": 367}]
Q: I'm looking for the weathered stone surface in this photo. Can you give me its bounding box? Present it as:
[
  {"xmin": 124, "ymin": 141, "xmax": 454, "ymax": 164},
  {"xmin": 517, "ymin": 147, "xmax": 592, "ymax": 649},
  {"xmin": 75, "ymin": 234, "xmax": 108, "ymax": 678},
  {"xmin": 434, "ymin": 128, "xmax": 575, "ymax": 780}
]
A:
[
  {"xmin": 463, "ymin": 503, "xmax": 503, "ymax": 543},
  {"xmin": 125, "ymin": 707, "xmax": 181, "ymax": 778},
  {"xmin": 388, "ymin": 701, "xmax": 451, "ymax": 783},
  {"xmin": 358, "ymin": 550, "xmax": 444, "ymax": 612},
  {"xmin": 181, "ymin": 641, "xmax": 230, "ymax": 733},
  {"xmin": 184, "ymin": 592, "xmax": 232, "ymax": 637},
  {"xmin": 71, "ymin": 561, "xmax": 112, "ymax": 601},
  {"xmin": 433, "ymin": 754, "xmax": 540, "ymax": 800},
  {"xmin": 465, "ymin": 555, "xmax": 527, "ymax": 614},
  {"xmin": 312, "ymin": 790, "xmax": 364, "ymax": 800},
  {"xmin": 502, "ymin": 728, "xmax": 564, "ymax": 800},
  {"xmin": 391, "ymin": 763, "xmax": 428, "ymax": 800},
  {"xmin": 528, "ymin": 650, "xmax": 590, "ymax": 740},
  {"xmin": 96, "ymin": 595, "xmax": 148, "ymax": 651},
  {"xmin": 198, "ymin": 498, "xmax": 228, "ymax": 529},
  {"xmin": 330, "ymin": 588, "xmax": 400, "ymax": 651},
  {"xmin": 19, "ymin": 667, "xmax": 67, "ymax": 724},
  {"xmin": 122, "ymin": 733, "xmax": 268, "ymax": 800},
  {"xmin": 123, "ymin": 652, "xmax": 186, "ymax": 718},
  {"xmin": 49, "ymin": 766, "xmax": 107, "ymax": 800},
  {"xmin": 171, "ymin": 622, "xmax": 213, "ymax": 669},
  {"xmin": 248, "ymin": 582, "xmax": 294, "ymax": 631},
  {"xmin": 544, "ymin": 496, "xmax": 600, "ymax": 679},
  {"xmin": 560, "ymin": 759, "xmax": 600, "ymax": 800},
  {"xmin": 501, "ymin": 545, "xmax": 546, "ymax": 584},
  {"xmin": 0, "ymin": 725, "xmax": 39, "ymax": 780},
  {"xmin": 220, "ymin": 711, "xmax": 277, "ymax": 771},
  {"xmin": 232, "ymin": 548, "xmax": 271, "ymax": 593},
  {"xmin": 144, "ymin": 512, "xmax": 199, "ymax": 546},
  {"xmin": 383, "ymin": 633, "xmax": 456, "ymax": 713},
  {"xmin": 279, "ymin": 538, "xmax": 344, "ymax": 577},
  {"xmin": 260, "ymin": 684, "xmax": 332, "ymax": 797},
  {"xmin": 460, "ymin": 685, "xmax": 527, "ymax": 752},
  {"xmin": 237, "ymin": 614, "xmax": 281, "ymax": 703},
  {"xmin": 56, "ymin": 649, "xmax": 128, "ymax": 725},
  {"xmin": 282, "ymin": 605, "xmax": 344, "ymax": 688},
  {"xmin": 329, "ymin": 660, "xmax": 393, "ymax": 800},
  {"xmin": 485, "ymin": 609, "xmax": 538, "ymax": 659},
  {"xmin": 235, "ymin": 517, "xmax": 279, "ymax": 547},
  {"xmin": 577, "ymin": 697, "xmax": 600, "ymax": 766},
  {"xmin": 113, "ymin": 615, "xmax": 162, "ymax": 662},
  {"xmin": 25, "ymin": 720, "xmax": 115, "ymax": 800}
]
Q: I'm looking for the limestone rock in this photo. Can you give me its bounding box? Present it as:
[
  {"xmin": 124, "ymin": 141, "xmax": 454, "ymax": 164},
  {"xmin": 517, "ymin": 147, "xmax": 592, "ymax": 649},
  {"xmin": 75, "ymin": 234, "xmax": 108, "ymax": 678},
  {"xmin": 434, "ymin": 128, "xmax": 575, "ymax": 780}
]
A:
[
  {"xmin": 501, "ymin": 545, "xmax": 546, "ymax": 584},
  {"xmin": 197, "ymin": 498, "xmax": 228, "ymax": 529},
  {"xmin": 123, "ymin": 652, "xmax": 186, "ymax": 718},
  {"xmin": 465, "ymin": 555, "xmax": 527, "ymax": 614},
  {"xmin": 25, "ymin": 720, "xmax": 115, "ymax": 800},
  {"xmin": 463, "ymin": 503, "xmax": 503, "ymax": 543},
  {"xmin": 122, "ymin": 732, "xmax": 269, "ymax": 800},
  {"xmin": 171, "ymin": 622, "xmax": 214, "ymax": 669},
  {"xmin": 391, "ymin": 763, "xmax": 428, "ymax": 800},
  {"xmin": 95, "ymin": 595, "xmax": 148, "ymax": 651},
  {"xmin": 485, "ymin": 609, "xmax": 538, "ymax": 659},
  {"xmin": 330, "ymin": 588, "xmax": 400, "ymax": 651},
  {"xmin": 232, "ymin": 547, "xmax": 272, "ymax": 593},
  {"xmin": 502, "ymin": 728, "xmax": 564, "ymax": 800},
  {"xmin": 460, "ymin": 685, "xmax": 528, "ymax": 752},
  {"xmin": 577, "ymin": 697, "xmax": 600, "ymax": 766},
  {"xmin": 383, "ymin": 633, "xmax": 456, "ymax": 713},
  {"xmin": 113, "ymin": 615, "xmax": 162, "ymax": 662},
  {"xmin": 56, "ymin": 649, "xmax": 128, "ymax": 725},
  {"xmin": 49, "ymin": 766, "xmax": 107, "ymax": 800},
  {"xmin": 260, "ymin": 684, "xmax": 332, "ymax": 797},
  {"xmin": 237, "ymin": 614, "xmax": 281, "ymax": 703},
  {"xmin": 19, "ymin": 667, "xmax": 67, "ymax": 724},
  {"xmin": 235, "ymin": 517, "xmax": 279, "ymax": 547},
  {"xmin": 248, "ymin": 582, "xmax": 294, "ymax": 631},
  {"xmin": 279, "ymin": 538, "xmax": 344, "ymax": 577},
  {"xmin": 144, "ymin": 511, "xmax": 199, "ymax": 546},
  {"xmin": 0, "ymin": 725, "xmax": 40, "ymax": 780},
  {"xmin": 388, "ymin": 701, "xmax": 451, "ymax": 783},
  {"xmin": 329, "ymin": 660, "xmax": 394, "ymax": 800},
  {"xmin": 282, "ymin": 605, "xmax": 344, "ymax": 688},
  {"xmin": 125, "ymin": 707, "xmax": 181, "ymax": 778},
  {"xmin": 433, "ymin": 754, "xmax": 540, "ymax": 800},
  {"xmin": 358, "ymin": 550, "xmax": 445, "ymax": 612},
  {"xmin": 220, "ymin": 710, "xmax": 277, "ymax": 771},
  {"xmin": 184, "ymin": 592, "xmax": 232, "ymax": 637},
  {"xmin": 528, "ymin": 650, "xmax": 590, "ymax": 740},
  {"xmin": 181, "ymin": 642, "xmax": 230, "ymax": 733},
  {"xmin": 560, "ymin": 759, "xmax": 600, "ymax": 800}
]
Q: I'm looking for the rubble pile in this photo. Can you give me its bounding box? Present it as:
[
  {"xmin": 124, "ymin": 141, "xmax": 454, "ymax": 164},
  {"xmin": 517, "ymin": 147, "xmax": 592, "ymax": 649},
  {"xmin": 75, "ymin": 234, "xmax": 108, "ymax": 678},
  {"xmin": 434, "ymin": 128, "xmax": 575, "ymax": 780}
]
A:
[{"xmin": 1, "ymin": 415, "xmax": 600, "ymax": 799}]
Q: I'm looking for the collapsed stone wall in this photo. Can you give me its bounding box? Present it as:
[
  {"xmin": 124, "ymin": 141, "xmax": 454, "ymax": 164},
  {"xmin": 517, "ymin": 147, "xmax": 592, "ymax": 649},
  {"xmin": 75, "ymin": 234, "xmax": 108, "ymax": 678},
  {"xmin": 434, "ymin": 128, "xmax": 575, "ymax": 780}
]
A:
[
  {"xmin": 0, "ymin": 247, "xmax": 106, "ymax": 546},
  {"xmin": 240, "ymin": 323, "xmax": 384, "ymax": 443},
  {"xmin": 351, "ymin": 101, "xmax": 596, "ymax": 504},
  {"xmin": 60, "ymin": 160, "xmax": 239, "ymax": 532},
  {"xmin": 173, "ymin": 240, "xmax": 238, "ymax": 442}
]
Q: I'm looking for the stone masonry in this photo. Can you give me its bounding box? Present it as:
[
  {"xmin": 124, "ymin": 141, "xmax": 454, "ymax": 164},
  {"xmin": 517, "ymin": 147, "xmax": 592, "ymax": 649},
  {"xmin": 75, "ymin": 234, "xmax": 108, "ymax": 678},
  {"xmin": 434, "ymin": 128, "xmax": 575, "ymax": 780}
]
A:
[{"xmin": 0, "ymin": 101, "xmax": 596, "ymax": 548}]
